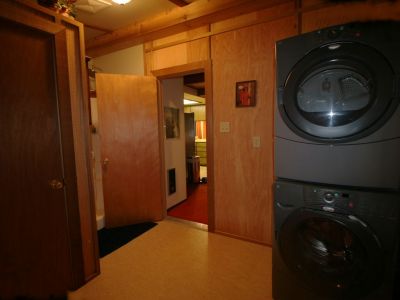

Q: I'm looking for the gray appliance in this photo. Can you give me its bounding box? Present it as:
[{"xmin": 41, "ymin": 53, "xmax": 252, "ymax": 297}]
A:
[
  {"xmin": 273, "ymin": 180, "xmax": 400, "ymax": 300},
  {"xmin": 275, "ymin": 22, "xmax": 400, "ymax": 190}
]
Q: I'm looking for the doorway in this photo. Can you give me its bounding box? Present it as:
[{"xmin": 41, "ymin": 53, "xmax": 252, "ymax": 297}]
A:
[
  {"xmin": 153, "ymin": 62, "xmax": 214, "ymax": 231},
  {"xmin": 164, "ymin": 72, "xmax": 208, "ymax": 225}
]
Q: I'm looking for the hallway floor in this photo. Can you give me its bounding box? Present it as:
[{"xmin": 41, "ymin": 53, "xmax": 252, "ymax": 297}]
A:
[
  {"xmin": 69, "ymin": 219, "xmax": 273, "ymax": 300},
  {"xmin": 167, "ymin": 183, "xmax": 208, "ymax": 224}
]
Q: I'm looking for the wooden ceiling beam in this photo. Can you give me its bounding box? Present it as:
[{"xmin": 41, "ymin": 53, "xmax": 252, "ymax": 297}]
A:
[
  {"xmin": 84, "ymin": 23, "xmax": 113, "ymax": 33},
  {"xmin": 86, "ymin": 0, "xmax": 291, "ymax": 57},
  {"xmin": 167, "ymin": 0, "xmax": 189, "ymax": 7}
]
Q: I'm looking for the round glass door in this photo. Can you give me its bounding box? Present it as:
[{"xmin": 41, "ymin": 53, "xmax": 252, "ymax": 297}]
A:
[
  {"xmin": 281, "ymin": 42, "xmax": 397, "ymax": 143},
  {"xmin": 278, "ymin": 209, "xmax": 384, "ymax": 299}
]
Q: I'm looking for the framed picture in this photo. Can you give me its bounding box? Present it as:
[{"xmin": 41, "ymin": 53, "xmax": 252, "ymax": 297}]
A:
[
  {"xmin": 164, "ymin": 107, "xmax": 180, "ymax": 138},
  {"xmin": 236, "ymin": 80, "xmax": 256, "ymax": 107}
]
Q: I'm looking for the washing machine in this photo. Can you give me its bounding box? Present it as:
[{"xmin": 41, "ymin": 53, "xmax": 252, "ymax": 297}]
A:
[
  {"xmin": 275, "ymin": 21, "xmax": 400, "ymax": 190},
  {"xmin": 273, "ymin": 179, "xmax": 400, "ymax": 300}
]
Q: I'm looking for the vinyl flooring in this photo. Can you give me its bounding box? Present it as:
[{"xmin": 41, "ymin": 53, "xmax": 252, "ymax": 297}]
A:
[{"xmin": 68, "ymin": 219, "xmax": 273, "ymax": 300}]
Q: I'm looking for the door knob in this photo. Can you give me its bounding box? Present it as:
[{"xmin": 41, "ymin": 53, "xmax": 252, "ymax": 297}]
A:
[
  {"xmin": 49, "ymin": 179, "xmax": 64, "ymax": 190},
  {"xmin": 103, "ymin": 158, "xmax": 110, "ymax": 166}
]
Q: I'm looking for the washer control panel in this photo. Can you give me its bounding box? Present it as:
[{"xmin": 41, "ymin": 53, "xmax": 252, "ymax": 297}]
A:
[{"xmin": 304, "ymin": 186, "xmax": 356, "ymax": 213}]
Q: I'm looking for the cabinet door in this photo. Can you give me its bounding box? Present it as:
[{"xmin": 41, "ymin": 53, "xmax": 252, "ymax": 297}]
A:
[{"xmin": 0, "ymin": 7, "xmax": 75, "ymax": 299}]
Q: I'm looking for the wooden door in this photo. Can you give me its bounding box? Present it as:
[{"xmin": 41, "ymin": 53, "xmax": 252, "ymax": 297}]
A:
[
  {"xmin": 96, "ymin": 74, "xmax": 164, "ymax": 228},
  {"xmin": 0, "ymin": 12, "xmax": 73, "ymax": 299}
]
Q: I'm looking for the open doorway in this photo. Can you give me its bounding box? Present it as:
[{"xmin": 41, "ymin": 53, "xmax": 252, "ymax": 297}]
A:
[
  {"xmin": 154, "ymin": 62, "xmax": 213, "ymax": 230},
  {"xmin": 165, "ymin": 72, "xmax": 208, "ymax": 225}
]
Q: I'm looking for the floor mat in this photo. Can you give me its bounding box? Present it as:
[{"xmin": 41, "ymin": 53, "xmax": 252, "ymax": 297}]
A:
[{"xmin": 98, "ymin": 222, "xmax": 157, "ymax": 258}]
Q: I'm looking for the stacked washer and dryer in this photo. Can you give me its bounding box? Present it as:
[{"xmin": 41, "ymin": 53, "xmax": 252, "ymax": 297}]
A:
[{"xmin": 273, "ymin": 22, "xmax": 400, "ymax": 300}]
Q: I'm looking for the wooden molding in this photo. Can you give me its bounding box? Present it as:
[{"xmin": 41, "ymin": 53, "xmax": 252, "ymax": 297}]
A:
[
  {"xmin": 84, "ymin": 23, "xmax": 113, "ymax": 33},
  {"xmin": 86, "ymin": 0, "xmax": 292, "ymax": 57},
  {"xmin": 167, "ymin": 0, "xmax": 189, "ymax": 7}
]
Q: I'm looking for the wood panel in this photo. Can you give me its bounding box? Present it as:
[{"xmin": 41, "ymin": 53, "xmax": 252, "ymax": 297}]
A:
[
  {"xmin": 96, "ymin": 74, "xmax": 164, "ymax": 227},
  {"xmin": 146, "ymin": 37, "xmax": 210, "ymax": 72},
  {"xmin": 150, "ymin": 43, "xmax": 189, "ymax": 71},
  {"xmin": 211, "ymin": 16, "xmax": 297, "ymax": 244},
  {"xmin": 86, "ymin": 0, "xmax": 291, "ymax": 57},
  {"xmin": 64, "ymin": 23, "xmax": 99, "ymax": 284},
  {"xmin": 301, "ymin": 0, "xmax": 328, "ymax": 9},
  {"xmin": 147, "ymin": 26, "xmax": 210, "ymax": 51},
  {"xmin": 302, "ymin": 0, "xmax": 400, "ymax": 33},
  {"xmin": 211, "ymin": 1, "xmax": 296, "ymax": 35},
  {"xmin": 187, "ymin": 37, "xmax": 210, "ymax": 63}
]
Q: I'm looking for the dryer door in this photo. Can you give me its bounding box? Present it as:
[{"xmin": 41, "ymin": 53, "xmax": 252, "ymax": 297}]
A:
[
  {"xmin": 280, "ymin": 42, "xmax": 398, "ymax": 143},
  {"xmin": 278, "ymin": 208, "xmax": 384, "ymax": 299}
]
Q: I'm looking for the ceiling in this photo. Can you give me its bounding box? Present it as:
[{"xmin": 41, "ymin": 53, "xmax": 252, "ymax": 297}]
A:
[
  {"xmin": 74, "ymin": 0, "xmax": 197, "ymax": 40},
  {"xmin": 74, "ymin": 0, "xmax": 212, "ymax": 101}
]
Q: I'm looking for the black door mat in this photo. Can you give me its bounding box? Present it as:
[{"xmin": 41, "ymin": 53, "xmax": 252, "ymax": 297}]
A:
[{"xmin": 98, "ymin": 222, "xmax": 157, "ymax": 258}]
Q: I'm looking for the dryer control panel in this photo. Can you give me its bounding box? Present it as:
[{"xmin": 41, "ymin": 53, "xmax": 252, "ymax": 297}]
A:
[{"xmin": 303, "ymin": 185, "xmax": 399, "ymax": 219}]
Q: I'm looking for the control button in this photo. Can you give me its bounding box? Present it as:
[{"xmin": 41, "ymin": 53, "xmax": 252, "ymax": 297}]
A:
[
  {"xmin": 334, "ymin": 192, "xmax": 340, "ymax": 198},
  {"xmin": 324, "ymin": 192, "xmax": 335, "ymax": 203}
]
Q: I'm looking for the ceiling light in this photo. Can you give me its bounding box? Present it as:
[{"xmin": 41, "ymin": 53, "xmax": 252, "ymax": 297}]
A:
[
  {"xmin": 112, "ymin": 0, "xmax": 131, "ymax": 4},
  {"xmin": 75, "ymin": 0, "xmax": 112, "ymax": 14},
  {"xmin": 184, "ymin": 99, "xmax": 200, "ymax": 106}
]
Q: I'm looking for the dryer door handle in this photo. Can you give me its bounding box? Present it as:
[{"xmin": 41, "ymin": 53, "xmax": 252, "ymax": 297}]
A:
[{"xmin": 277, "ymin": 202, "xmax": 294, "ymax": 209}]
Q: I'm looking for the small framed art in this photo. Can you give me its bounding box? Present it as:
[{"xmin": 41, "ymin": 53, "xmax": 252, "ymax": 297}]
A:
[
  {"xmin": 236, "ymin": 80, "xmax": 256, "ymax": 107},
  {"xmin": 164, "ymin": 107, "xmax": 180, "ymax": 138}
]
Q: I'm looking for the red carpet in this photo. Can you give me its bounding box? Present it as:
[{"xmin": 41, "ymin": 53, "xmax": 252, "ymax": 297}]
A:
[{"xmin": 167, "ymin": 183, "xmax": 208, "ymax": 224}]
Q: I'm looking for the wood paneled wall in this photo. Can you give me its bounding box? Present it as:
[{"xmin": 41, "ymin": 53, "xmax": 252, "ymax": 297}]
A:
[
  {"xmin": 211, "ymin": 17, "xmax": 297, "ymax": 244},
  {"xmin": 144, "ymin": 27, "xmax": 210, "ymax": 74},
  {"xmin": 143, "ymin": 0, "xmax": 400, "ymax": 245}
]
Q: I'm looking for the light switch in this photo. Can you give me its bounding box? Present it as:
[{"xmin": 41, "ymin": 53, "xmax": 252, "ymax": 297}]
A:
[
  {"xmin": 252, "ymin": 136, "xmax": 261, "ymax": 148},
  {"xmin": 220, "ymin": 121, "xmax": 230, "ymax": 133}
]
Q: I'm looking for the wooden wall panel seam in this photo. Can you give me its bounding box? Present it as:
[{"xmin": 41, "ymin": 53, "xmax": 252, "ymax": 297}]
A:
[{"xmin": 142, "ymin": 3, "xmax": 298, "ymax": 54}]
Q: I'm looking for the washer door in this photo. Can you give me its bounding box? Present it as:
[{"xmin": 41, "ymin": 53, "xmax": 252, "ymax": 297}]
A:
[
  {"xmin": 280, "ymin": 42, "xmax": 397, "ymax": 143},
  {"xmin": 278, "ymin": 208, "xmax": 384, "ymax": 299}
]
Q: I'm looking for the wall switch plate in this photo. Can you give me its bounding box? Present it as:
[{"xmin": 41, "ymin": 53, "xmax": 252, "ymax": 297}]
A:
[
  {"xmin": 220, "ymin": 121, "xmax": 230, "ymax": 133},
  {"xmin": 252, "ymin": 136, "xmax": 261, "ymax": 148}
]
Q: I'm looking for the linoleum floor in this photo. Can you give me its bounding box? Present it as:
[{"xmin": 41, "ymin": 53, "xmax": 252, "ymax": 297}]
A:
[{"xmin": 68, "ymin": 219, "xmax": 273, "ymax": 300}]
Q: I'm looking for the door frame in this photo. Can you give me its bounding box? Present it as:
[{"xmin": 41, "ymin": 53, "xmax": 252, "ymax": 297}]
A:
[{"xmin": 152, "ymin": 61, "xmax": 215, "ymax": 232}]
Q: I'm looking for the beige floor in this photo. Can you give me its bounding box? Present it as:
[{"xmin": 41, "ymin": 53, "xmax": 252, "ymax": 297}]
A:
[{"xmin": 69, "ymin": 219, "xmax": 273, "ymax": 300}]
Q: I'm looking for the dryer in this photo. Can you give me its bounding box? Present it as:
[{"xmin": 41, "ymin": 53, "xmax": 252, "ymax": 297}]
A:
[
  {"xmin": 275, "ymin": 22, "xmax": 400, "ymax": 190},
  {"xmin": 273, "ymin": 179, "xmax": 400, "ymax": 300}
]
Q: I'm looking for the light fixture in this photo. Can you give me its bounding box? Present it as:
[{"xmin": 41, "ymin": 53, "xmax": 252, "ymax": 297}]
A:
[
  {"xmin": 112, "ymin": 0, "xmax": 131, "ymax": 4},
  {"xmin": 184, "ymin": 99, "xmax": 200, "ymax": 106}
]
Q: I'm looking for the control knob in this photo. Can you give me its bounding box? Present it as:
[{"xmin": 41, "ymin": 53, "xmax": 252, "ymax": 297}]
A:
[{"xmin": 323, "ymin": 192, "xmax": 335, "ymax": 203}]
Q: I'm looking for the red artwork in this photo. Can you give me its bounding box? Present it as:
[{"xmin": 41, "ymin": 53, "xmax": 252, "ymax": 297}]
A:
[{"xmin": 236, "ymin": 80, "xmax": 256, "ymax": 107}]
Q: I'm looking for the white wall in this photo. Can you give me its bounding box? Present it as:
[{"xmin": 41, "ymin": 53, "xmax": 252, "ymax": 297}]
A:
[
  {"xmin": 162, "ymin": 78, "xmax": 187, "ymax": 209},
  {"xmin": 91, "ymin": 44, "xmax": 144, "ymax": 75}
]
